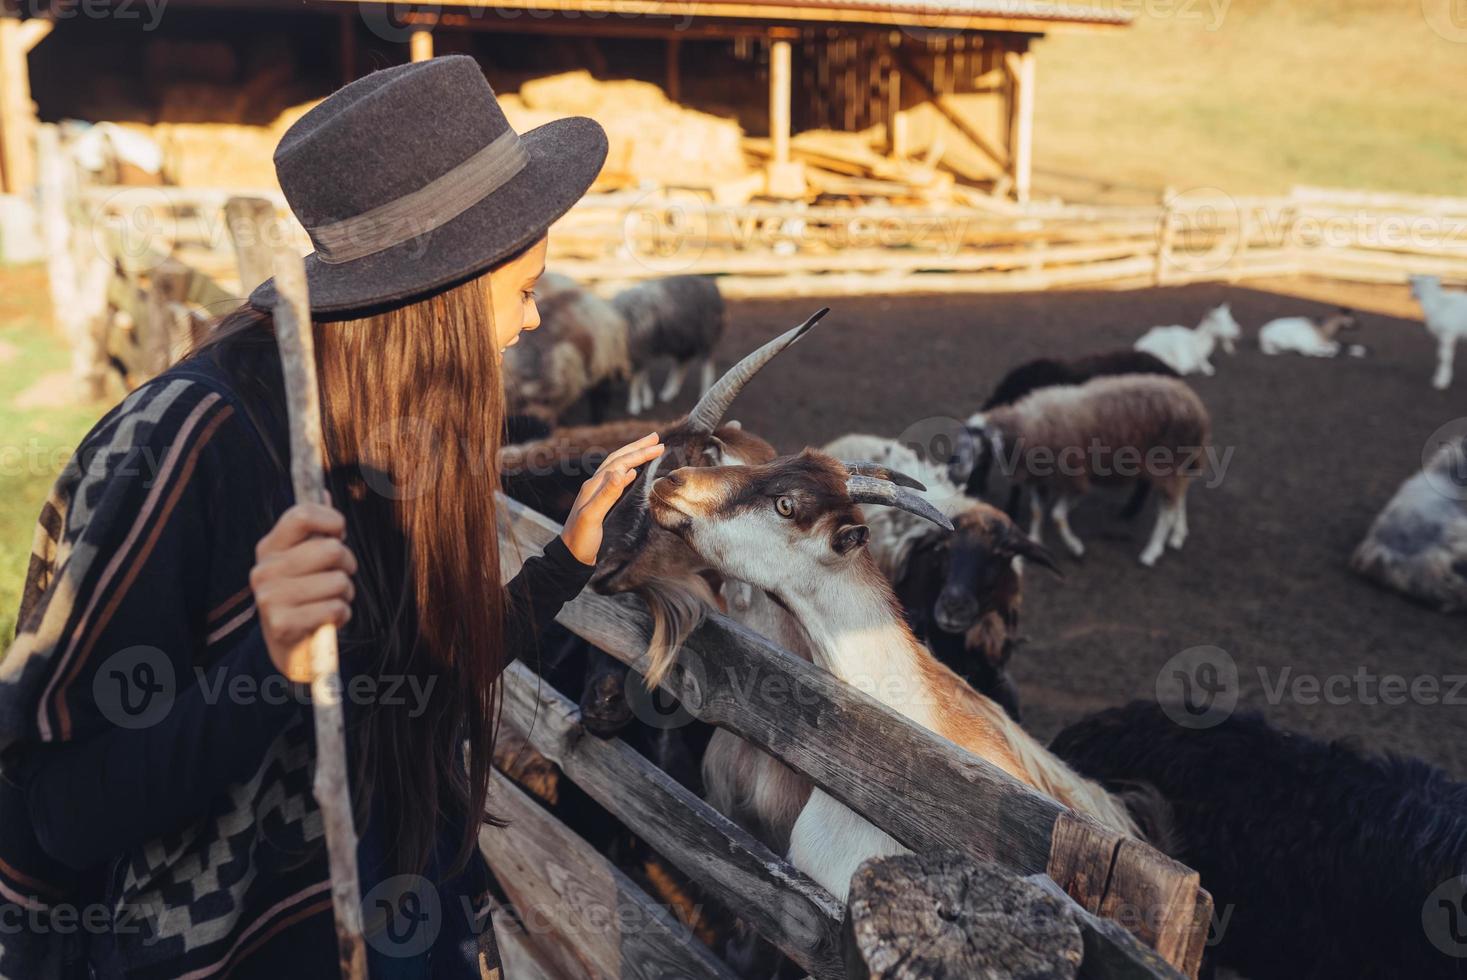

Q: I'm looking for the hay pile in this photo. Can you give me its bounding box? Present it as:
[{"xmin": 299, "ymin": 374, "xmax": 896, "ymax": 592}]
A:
[
  {"xmin": 116, "ymin": 99, "xmax": 318, "ymax": 190},
  {"xmin": 116, "ymin": 69, "xmax": 747, "ymax": 193},
  {"xmin": 500, "ymin": 70, "xmax": 748, "ymax": 191}
]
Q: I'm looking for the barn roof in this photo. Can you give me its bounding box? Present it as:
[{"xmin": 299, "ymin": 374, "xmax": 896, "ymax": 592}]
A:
[{"xmin": 312, "ymin": 0, "xmax": 1131, "ymax": 34}]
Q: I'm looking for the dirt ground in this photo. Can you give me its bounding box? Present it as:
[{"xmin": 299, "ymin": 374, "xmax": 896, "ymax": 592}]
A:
[{"xmin": 655, "ymin": 277, "xmax": 1464, "ymax": 779}]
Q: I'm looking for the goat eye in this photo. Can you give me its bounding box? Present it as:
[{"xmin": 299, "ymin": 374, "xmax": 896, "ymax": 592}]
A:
[{"xmin": 775, "ymin": 496, "xmax": 795, "ymax": 518}]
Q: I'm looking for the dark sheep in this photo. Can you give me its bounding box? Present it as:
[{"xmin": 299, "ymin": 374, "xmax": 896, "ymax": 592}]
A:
[{"xmin": 1050, "ymin": 700, "xmax": 1467, "ymax": 980}]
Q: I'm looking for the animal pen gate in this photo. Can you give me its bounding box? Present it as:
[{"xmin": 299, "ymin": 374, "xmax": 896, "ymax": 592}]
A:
[{"xmin": 489, "ymin": 497, "xmax": 1212, "ymax": 979}]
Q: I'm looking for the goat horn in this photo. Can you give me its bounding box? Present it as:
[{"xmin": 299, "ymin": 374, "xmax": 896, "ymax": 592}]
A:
[
  {"xmin": 686, "ymin": 307, "xmax": 828, "ymax": 434},
  {"xmin": 840, "ymin": 461, "xmax": 927, "ymax": 491},
  {"xmin": 845, "ymin": 475, "xmax": 954, "ymax": 532}
]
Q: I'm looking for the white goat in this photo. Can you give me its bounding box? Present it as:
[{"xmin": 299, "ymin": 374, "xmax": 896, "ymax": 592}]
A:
[
  {"xmin": 966, "ymin": 375, "xmax": 1212, "ymax": 567},
  {"xmin": 1258, "ymin": 308, "xmax": 1361, "ymax": 358},
  {"xmin": 614, "ymin": 276, "xmax": 726, "ymax": 414},
  {"xmin": 1351, "ymin": 435, "xmax": 1467, "ymax": 613},
  {"xmin": 1134, "ymin": 303, "xmax": 1242, "ymax": 376},
  {"xmin": 648, "ymin": 451, "xmax": 1139, "ymax": 901},
  {"xmin": 1409, "ymin": 275, "xmax": 1467, "ymax": 390}
]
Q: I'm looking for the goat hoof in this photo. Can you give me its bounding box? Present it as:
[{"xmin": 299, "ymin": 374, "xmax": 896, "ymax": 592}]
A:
[{"xmin": 1139, "ymin": 551, "xmax": 1160, "ymax": 567}]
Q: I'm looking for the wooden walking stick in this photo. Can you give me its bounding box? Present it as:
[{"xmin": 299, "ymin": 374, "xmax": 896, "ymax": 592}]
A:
[{"xmin": 271, "ymin": 240, "xmax": 369, "ymax": 980}]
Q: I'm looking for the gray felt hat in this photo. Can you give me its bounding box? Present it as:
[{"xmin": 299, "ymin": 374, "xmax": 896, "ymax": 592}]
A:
[{"xmin": 249, "ymin": 55, "xmax": 607, "ymax": 317}]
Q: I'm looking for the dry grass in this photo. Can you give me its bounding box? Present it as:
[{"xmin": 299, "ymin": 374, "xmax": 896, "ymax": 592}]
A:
[{"xmin": 1036, "ymin": 0, "xmax": 1467, "ymax": 201}]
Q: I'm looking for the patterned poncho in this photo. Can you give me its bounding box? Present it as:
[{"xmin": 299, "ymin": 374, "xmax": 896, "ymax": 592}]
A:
[{"xmin": 0, "ymin": 356, "xmax": 589, "ymax": 978}]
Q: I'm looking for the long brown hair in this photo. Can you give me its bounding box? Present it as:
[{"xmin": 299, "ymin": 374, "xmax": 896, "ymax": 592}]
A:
[{"xmin": 195, "ymin": 272, "xmax": 508, "ymax": 877}]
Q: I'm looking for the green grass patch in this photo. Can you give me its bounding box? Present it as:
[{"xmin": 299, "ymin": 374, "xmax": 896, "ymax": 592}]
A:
[{"xmin": 0, "ymin": 265, "xmax": 105, "ymax": 645}]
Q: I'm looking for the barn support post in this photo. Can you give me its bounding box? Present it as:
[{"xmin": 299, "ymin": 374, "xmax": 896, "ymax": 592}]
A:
[
  {"xmin": 410, "ymin": 23, "xmax": 435, "ymax": 62},
  {"xmin": 765, "ymin": 30, "xmax": 806, "ymax": 198},
  {"xmin": 665, "ymin": 36, "xmax": 681, "ymax": 102},
  {"xmin": 1005, "ymin": 37, "xmax": 1035, "ymax": 203},
  {"xmin": 338, "ymin": 10, "xmax": 357, "ymax": 84},
  {"xmin": 0, "ymin": 14, "xmax": 51, "ymax": 196},
  {"xmin": 882, "ymin": 33, "xmax": 907, "ymax": 159}
]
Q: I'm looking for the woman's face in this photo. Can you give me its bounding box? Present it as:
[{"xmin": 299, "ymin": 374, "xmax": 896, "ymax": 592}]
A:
[{"xmin": 491, "ymin": 237, "xmax": 549, "ymax": 352}]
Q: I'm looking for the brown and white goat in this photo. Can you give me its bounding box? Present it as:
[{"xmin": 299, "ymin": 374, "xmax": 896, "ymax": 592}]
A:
[
  {"xmin": 584, "ymin": 311, "xmax": 827, "ymax": 739},
  {"xmin": 966, "ymin": 375, "xmax": 1212, "ymax": 567},
  {"xmin": 647, "ymin": 450, "xmax": 1139, "ymax": 900}
]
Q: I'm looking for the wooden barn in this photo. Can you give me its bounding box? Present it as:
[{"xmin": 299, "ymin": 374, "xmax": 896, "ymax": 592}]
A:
[{"xmin": 0, "ymin": 0, "xmax": 1128, "ymax": 206}]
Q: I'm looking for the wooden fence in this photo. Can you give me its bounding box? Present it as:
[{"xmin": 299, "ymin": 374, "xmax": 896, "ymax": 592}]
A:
[{"xmin": 489, "ymin": 496, "xmax": 1211, "ymax": 979}]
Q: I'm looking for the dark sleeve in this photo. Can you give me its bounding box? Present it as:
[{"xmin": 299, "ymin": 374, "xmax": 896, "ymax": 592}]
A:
[
  {"xmin": 13, "ymin": 380, "xmax": 301, "ymax": 872},
  {"xmin": 503, "ymin": 535, "xmax": 594, "ymax": 660},
  {"xmin": 23, "ymin": 628, "xmax": 303, "ymax": 871}
]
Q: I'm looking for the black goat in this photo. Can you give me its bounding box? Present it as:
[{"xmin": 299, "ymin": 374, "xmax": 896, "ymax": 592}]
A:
[
  {"xmin": 886, "ymin": 502, "xmax": 1059, "ymax": 721},
  {"xmin": 971, "ymin": 349, "xmax": 1181, "ymax": 519},
  {"xmin": 1051, "ymin": 701, "xmax": 1467, "ymax": 980}
]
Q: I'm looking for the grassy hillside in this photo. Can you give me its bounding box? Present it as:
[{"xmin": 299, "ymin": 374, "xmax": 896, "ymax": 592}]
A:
[
  {"xmin": 1035, "ymin": 0, "xmax": 1467, "ymax": 200},
  {"xmin": 0, "ymin": 266, "xmax": 103, "ymax": 644}
]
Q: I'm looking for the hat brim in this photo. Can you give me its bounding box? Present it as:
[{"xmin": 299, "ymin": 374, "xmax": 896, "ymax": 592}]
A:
[{"xmin": 249, "ymin": 115, "xmax": 607, "ymax": 317}]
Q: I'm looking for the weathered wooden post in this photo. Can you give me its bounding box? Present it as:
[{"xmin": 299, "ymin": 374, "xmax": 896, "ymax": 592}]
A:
[
  {"xmin": 225, "ymin": 196, "xmax": 278, "ymax": 296},
  {"xmin": 270, "ymin": 239, "xmax": 368, "ymax": 980},
  {"xmin": 143, "ymin": 259, "xmax": 192, "ymax": 376},
  {"xmin": 845, "ymin": 851, "xmax": 1083, "ymax": 979}
]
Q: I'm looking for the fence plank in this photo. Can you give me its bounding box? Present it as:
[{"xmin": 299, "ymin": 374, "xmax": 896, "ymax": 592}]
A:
[
  {"xmin": 225, "ymin": 196, "xmax": 280, "ymax": 296},
  {"xmin": 497, "ymin": 497, "xmax": 1192, "ymax": 979},
  {"xmin": 482, "ymin": 771, "xmax": 739, "ymax": 980},
  {"xmin": 497, "ymin": 661, "xmax": 846, "ymax": 979}
]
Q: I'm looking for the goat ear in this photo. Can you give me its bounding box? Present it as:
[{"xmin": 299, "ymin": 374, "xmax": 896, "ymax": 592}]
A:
[
  {"xmin": 703, "ymin": 436, "xmax": 728, "ymax": 465},
  {"xmin": 1002, "ymin": 527, "xmax": 1063, "ymax": 578},
  {"xmin": 833, "ymin": 523, "xmax": 869, "ymax": 555}
]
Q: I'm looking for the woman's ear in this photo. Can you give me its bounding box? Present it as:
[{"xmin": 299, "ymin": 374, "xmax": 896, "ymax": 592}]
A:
[{"xmin": 833, "ymin": 523, "xmax": 869, "ymax": 555}]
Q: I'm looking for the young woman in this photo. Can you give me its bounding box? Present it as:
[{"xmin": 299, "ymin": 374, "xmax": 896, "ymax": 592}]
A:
[{"xmin": 0, "ymin": 57, "xmax": 655, "ymax": 978}]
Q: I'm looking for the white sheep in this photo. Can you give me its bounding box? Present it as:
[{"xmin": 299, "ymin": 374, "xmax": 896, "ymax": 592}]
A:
[
  {"xmin": 1134, "ymin": 303, "xmax": 1242, "ymax": 376},
  {"xmin": 1258, "ymin": 309, "xmax": 1362, "ymax": 358},
  {"xmin": 1409, "ymin": 275, "xmax": 1467, "ymax": 390}
]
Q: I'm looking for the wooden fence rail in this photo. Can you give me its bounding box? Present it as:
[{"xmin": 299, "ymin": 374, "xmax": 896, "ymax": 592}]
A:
[
  {"xmin": 43, "ymin": 161, "xmax": 1467, "ymax": 399},
  {"xmin": 492, "ymin": 495, "xmax": 1207, "ymax": 979}
]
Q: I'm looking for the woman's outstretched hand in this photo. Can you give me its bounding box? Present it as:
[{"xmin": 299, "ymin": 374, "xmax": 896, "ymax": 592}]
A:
[
  {"xmin": 561, "ymin": 432, "xmax": 665, "ymax": 565},
  {"xmin": 251, "ymin": 502, "xmax": 358, "ymax": 684}
]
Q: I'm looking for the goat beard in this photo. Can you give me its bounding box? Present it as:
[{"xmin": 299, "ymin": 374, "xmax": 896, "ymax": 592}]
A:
[{"xmin": 638, "ymin": 573, "xmax": 718, "ymax": 689}]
